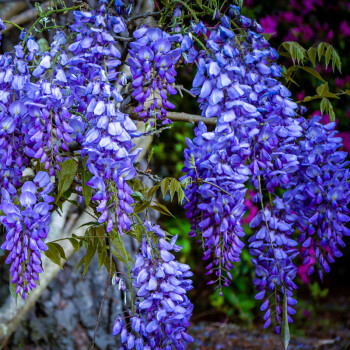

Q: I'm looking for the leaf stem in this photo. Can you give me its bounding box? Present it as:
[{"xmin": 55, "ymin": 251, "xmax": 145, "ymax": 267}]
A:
[{"xmin": 2, "ymin": 20, "xmax": 24, "ymax": 31}]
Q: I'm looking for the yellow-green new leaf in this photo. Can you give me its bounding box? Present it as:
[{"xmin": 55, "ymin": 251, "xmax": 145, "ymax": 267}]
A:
[
  {"xmin": 150, "ymin": 202, "xmax": 174, "ymax": 217},
  {"xmin": 161, "ymin": 178, "xmax": 170, "ymax": 198},
  {"xmin": 307, "ymin": 47, "xmax": 317, "ymax": 67},
  {"xmin": 300, "ymin": 66, "xmax": 325, "ymax": 82},
  {"xmin": 56, "ymin": 159, "xmax": 78, "ymax": 204}
]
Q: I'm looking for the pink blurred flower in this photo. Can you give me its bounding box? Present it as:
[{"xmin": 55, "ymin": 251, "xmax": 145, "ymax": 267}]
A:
[
  {"xmin": 335, "ymin": 78, "xmax": 344, "ymax": 88},
  {"xmin": 338, "ymin": 131, "xmax": 350, "ymax": 154},
  {"xmin": 284, "ymin": 28, "xmax": 300, "ymax": 41},
  {"xmin": 340, "ymin": 20, "xmax": 350, "ymax": 37},
  {"xmin": 302, "ymin": 0, "xmax": 323, "ymax": 14},
  {"xmin": 242, "ymin": 190, "xmax": 258, "ymax": 225},
  {"xmin": 280, "ymin": 11, "xmax": 295, "ymax": 23},
  {"xmin": 244, "ymin": 0, "xmax": 254, "ymax": 6},
  {"xmin": 260, "ymin": 15, "xmax": 278, "ymax": 37},
  {"xmin": 326, "ymin": 29, "xmax": 334, "ymax": 42},
  {"xmin": 297, "ymin": 91, "xmax": 305, "ymax": 101},
  {"xmin": 299, "ymin": 23, "xmax": 314, "ymax": 41},
  {"xmin": 298, "ymin": 246, "xmax": 316, "ymax": 284}
]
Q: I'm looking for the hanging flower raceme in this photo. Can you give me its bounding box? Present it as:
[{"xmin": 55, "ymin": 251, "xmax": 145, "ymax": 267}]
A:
[
  {"xmin": 113, "ymin": 222, "xmax": 194, "ymax": 349},
  {"xmin": 68, "ymin": 2, "xmax": 141, "ymax": 234},
  {"xmin": 0, "ymin": 36, "xmax": 35, "ymax": 196},
  {"xmin": 182, "ymin": 121, "xmax": 249, "ymax": 291},
  {"xmin": 128, "ymin": 27, "xmax": 181, "ymax": 125},
  {"xmin": 0, "ymin": 171, "xmax": 54, "ymax": 299},
  {"xmin": 283, "ymin": 116, "xmax": 350, "ymax": 280},
  {"xmin": 249, "ymin": 202, "xmax": 299, "ymax": 333},
  {"xmin": 180, "ymin": 4, "xmax": 350, "ymax": 332},
  {"xmin": 22, "ymin": 31, "xmax": 74, "ymax": 175}
]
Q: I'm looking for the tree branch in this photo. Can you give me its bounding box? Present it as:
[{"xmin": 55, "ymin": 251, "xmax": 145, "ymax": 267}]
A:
[{"xmin": 128, "ymin": 111, "xmax": 217, "ymax": 125}]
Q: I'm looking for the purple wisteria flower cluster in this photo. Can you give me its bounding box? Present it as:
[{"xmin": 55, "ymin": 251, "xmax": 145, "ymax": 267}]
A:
[
  {"xmin": 181, "ymin": 4, "xmax": 350, "ymax": 332},
  {"xmin": 23, "ymin": 30, "xmax": 74, "ymax": 175},
  {"xmin": 67, "ymin": 1, "xmax": 141, "ymax": 234},
  {"xmin": 0, "ymin": 0, "xmax": 349, "ymax": 345},
  {"xmin": 0, "ymin": 172, "xmax": 53, "ymax": 299},
  {"xmin": 283, "ymin": 117, "xmax": 350, "ymax": 280},
  {"xmin": 113, "ymin": 222, "xmax": 194, "ymax": 350},
  {"xmin": 128, "ymin": 27, "xmax": 181, "ymax": 125},
  {"xmin": 0, "ymin": 1, "xmax": 195, "ymax": 346}
]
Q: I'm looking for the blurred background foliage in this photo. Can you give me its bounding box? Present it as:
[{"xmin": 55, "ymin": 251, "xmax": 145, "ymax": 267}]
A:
[{"xmin": 151, "ymin": 0, "xmax": 350, "ymax": 334}]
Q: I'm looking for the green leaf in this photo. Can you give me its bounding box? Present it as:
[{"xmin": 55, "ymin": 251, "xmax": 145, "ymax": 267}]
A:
[
  {"xmin": 132, "ymin": 191, "xmax": 144, "ymax": 202},
  {"xmin": 161, "ymin": 178, "xmax": 170, "ymax": 198},
  {"xmin": 75, "ymin": 255, "xmax": 85, "ymax": 273},
  {"xmin": 320, "ymin": 97, "xmax": 328, "ymax": 115},
  {"xmin": 281, "ymin": 293, "xmax": 290, "ymax": 350},
  {"xmin": 111, "ymin": 238, "xmax": 134, "ymax": 263},
  {"xmin": 329, "ymin": 104, "xmax": 336, "ymax": 122},
  {"xmin": 300, "ymin": 66, "xmax": 325, "ymax": 82},
  {"xmin": 134, "ymin": 200, "xmax": 151, "ymax": 214},
  {"xmin": 110, "ymin": 248, "xmax": 126, "ymax": 264},
  {"xmin": 169, "ymin": 179, "xmax": 178, "ymax": 201},
  {"xmin": 317, "ymin": 42, "xmax": 326, "ymax": 61},
  {"xmin": 77, "ymin": 221, "xmax": 101, "ymax": 229},
  {"xmin": 147, "ymin": 185, "xmax": 159, "ymax": 200},
  {"xmin": 150, "ymin": 202, "xmax": 174, "ymax": 217},
  {"xmin": 302, "ymin": 95, "xmax": 321, "ymax": 102},
  {"xmin": 68, "ymin": 238, "xmax": 80, "ymax": 252},
  {"xmin": 307, "ymin": 47, "xmax": 317, "ymax": 67},
  {"xmin": 82, "ymin": 157, "xmax": 92, "ymax": 207},
  {"xmin": 332, "ymin": 50, "xmax": 342, "ymax": 73},
  {"xmin": 47, "ymin": 242, "xmax": 67, "ymax": 260},
  {"xmin": 181, "ymin": 176, "xmax": 191, "ymax": 188},
  {"xmin": 97, "ymin": 246, "xmax": 107, "ymax": 271},
  {"xmin": 0, "ymin": 248, "xmax": 4, "ymax": 256},
  {"xmin": 177, "ymin": 187, "xmax": 185, "ymax": 204},
  {"xmin": 316, "ymin": 83, "xmax": 339, "ymax": 99},
  {"xmin": 282, "ymin": 42, "xmax": 306, "ymax": 64},
  {"xmin": 132, "ymin": 180, "xmax": 143, "ymax": 192},
  {"xmin": 147, "ymin": 147, "xmax": 154, "ymax": 165},
  {"xmin": 316, "ymin": 82, "xmax": 329, "ymax": 96},
  {"xmin": 325, "ymin": 45, "xmax": 332, "ymax": 68},
  {"xmin": 135, "ymin": 225, "xmax": 143, "ymax": 242},
  {"xmin": 56, "ymin": 159, "xmax": 78, "ymax": 204},
  {"xmin": 44, "ymin": 244, "xmax": 63, "ymax": 269},
  {"xmin": 83, "ymin": 243, "xmax": 97, "ymax": 277}
]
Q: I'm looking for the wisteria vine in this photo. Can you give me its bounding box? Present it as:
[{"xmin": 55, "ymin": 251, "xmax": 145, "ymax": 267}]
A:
[{"xmin": 0, "ymin": 0, "xmax": 349, "ymax": 348}]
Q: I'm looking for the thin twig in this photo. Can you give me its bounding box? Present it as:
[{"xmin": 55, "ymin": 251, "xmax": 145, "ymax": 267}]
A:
[
  {"xmin": 125, "ymin": 11, "xmax": 161, "ymax": 24},
  {"xmin": 90, "ymin": 239, "xmax": 113, "ymax": 349},
  {"xmin": 114, "ymin": 35, "xmax": 133, "ymax": 42},
  {"xmin": 136, "ymin": 169, "xmax": 162, "ymax": 182},
  {"xmin": 175, "ymin": 85, "xmax": 196, "ymax": 98},
  {"xmin": 145, "ymin": 125, "xmax": 172, "ymax": 136},
  {"xmin": 2, "ymin": 1, "xmax": 50, "ymax": 33}
]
